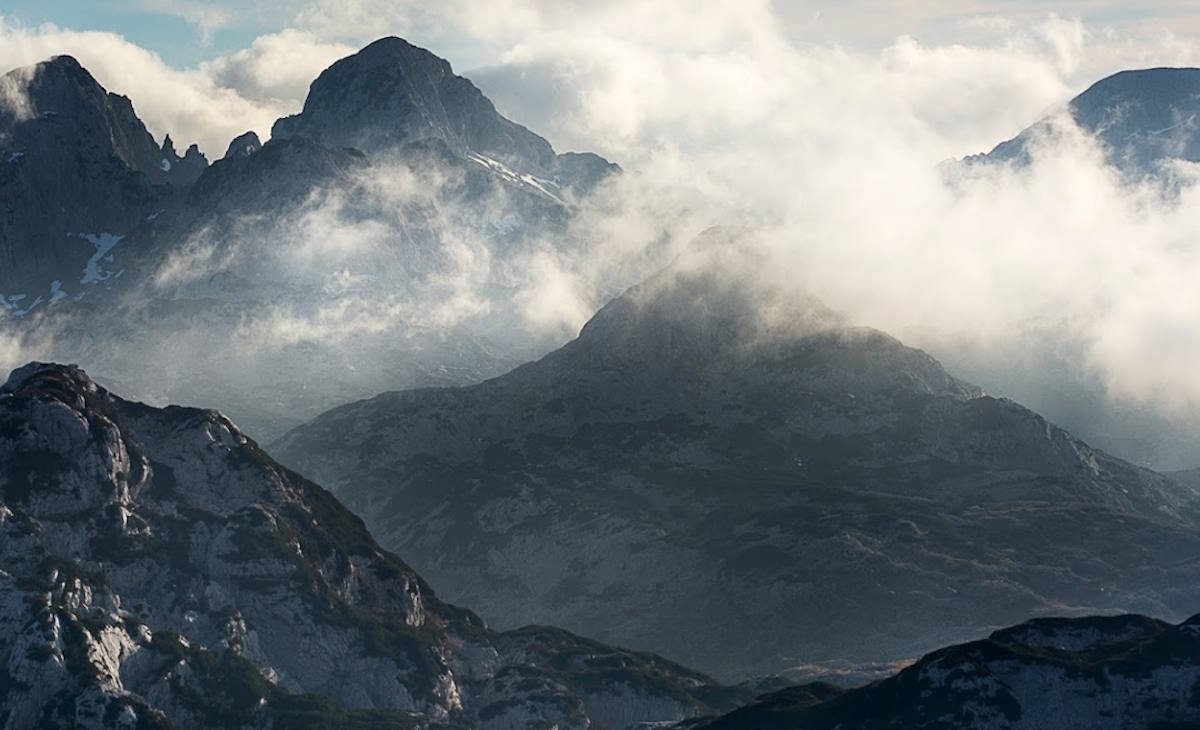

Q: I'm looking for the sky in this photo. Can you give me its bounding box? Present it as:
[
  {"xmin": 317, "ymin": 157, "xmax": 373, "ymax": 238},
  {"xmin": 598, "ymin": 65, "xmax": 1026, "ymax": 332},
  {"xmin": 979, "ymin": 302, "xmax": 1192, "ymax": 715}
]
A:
[
  {"xmin": 3, "ymin": 2, "xmax": 1200, "ymax": 156},
  {"xmin": 6, "ymin": 1, "xmax": 1200, "ymax": 468},
  {"xmin": 5, "ymin": 2, "xmax": 1200, "ymax": 66}
]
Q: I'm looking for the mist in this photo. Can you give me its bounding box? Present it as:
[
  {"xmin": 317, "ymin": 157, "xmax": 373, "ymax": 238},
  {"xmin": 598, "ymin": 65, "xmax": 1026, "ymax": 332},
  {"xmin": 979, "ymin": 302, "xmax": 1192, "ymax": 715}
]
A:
[
  {"xmin": 463, "ymin": 10, "xmax": 1200, "ymax": 469},
  {"xmin": 5, "ymin": 7, "xmax": 1200, "ymax": 467}
]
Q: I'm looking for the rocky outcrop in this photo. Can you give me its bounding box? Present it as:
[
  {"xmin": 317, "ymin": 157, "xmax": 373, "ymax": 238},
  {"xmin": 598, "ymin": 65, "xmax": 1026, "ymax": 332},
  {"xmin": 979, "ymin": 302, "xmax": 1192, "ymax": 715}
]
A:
[
  {"xmin": 220, "ymin": 131, "xmax": 262, "ymax": 161},
  {"xmin": 0, "ymin": 362, "xmax": 747, "ymax": 729},
  {"xmin": 274, "ymin": 261, "xmax": 1200, "ymax": 681}
]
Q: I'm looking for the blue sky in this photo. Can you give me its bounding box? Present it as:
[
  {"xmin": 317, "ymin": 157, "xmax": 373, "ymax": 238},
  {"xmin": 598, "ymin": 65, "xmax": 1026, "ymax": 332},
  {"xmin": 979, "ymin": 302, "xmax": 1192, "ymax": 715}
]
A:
[
  {"xmin": 6, "ymin": 1, "xmax": 1200, "ymax": 70},
  {"xmin": 1, "ymin": 2, "xmax": 251, "ymax": 65},
  {"xmin": 3, "ymin": 0, "xmax": 1200, "ymax": 158}
]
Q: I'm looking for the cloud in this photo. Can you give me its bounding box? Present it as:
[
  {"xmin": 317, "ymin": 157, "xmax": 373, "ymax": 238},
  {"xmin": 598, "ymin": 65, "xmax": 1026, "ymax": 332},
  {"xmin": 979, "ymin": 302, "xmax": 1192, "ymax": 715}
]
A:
[
  {"xmin": 8, "ymin": 4, "xmax": 1200, "ymax": 466},
  {"xmin": 0, "ymin": 62, "xmax": 35, "ymax": 124},
  {"xmin": 0, "ymin": 18, "xmax": 351, "ymax": 156},
  {"xmin": 199, "ymin": 29, "xmax": 353, "ymax": 106},
  {"xmin": 137, "ymin": 0, "xmax": 232, "ymax": 44},
  {"xmin": 440, "ymin": 6, "xmax": 1200, "ymax": 467}
]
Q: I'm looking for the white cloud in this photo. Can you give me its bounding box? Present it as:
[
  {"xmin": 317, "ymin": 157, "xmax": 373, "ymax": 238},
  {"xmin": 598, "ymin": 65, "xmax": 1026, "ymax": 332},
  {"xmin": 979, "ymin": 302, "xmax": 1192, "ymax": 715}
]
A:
[
  {"xmin": 0, "ymin": 63, "xmax": 35, "ymax": 123},
  {"xmin": 138, "ymin": 0, "xmax": 232, "ymax": 44},
  {"xmin": 0, "ymin": 18, "xmax": 351, "ymax": 156},
  {"xmin": 8, "ymin": 3, "xmax": 1200, "ymax": 464},
  {"xmin": 199, "ymin": 29, "xmax": 352, "ymax": 107}
]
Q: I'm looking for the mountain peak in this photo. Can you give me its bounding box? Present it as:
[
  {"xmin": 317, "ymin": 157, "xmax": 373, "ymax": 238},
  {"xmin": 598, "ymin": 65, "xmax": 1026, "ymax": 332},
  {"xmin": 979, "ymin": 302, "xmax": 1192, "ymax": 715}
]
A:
[
  {"xmin": 352, "ymin": 35, "xmax": 452, "ymax": 71},
  {"xmin": 220, "ymin": 129, "xmax": 262, "ymax": 160},
  {"xmin": 972, "ymin": 66, "xmax": 1200, "ymax": 176},
  {"xmin": 0, "ymin": 54, "xmax": 205, "ymax": 187},
  {"xmin": 269, "ymin": 35, "xmax": 614, "ymax": 191},
  {"xmin": 42, "ymin": 54, "xmax": 87, "ymax": 74},
  {"xmin": 573, "ymin": 237, "xmax": 845, "ymax": 368}
]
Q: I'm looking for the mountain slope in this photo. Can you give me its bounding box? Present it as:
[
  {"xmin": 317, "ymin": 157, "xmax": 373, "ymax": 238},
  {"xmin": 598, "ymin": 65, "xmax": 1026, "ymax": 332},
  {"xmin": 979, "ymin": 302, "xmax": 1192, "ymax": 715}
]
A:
[
  {"xmin": 274, "ymin": 261, "xmax": 1200, "ymax": 681},
  {"xmin": 971, "ymin": 67, "xmax": 1200, "ymax": 178},
  {"xmin": 0, "ymin": 362, "xmax": 748, "ymax": 729},
  {"xmin": 684, "ymin": 612, "xmax": 1200, "ymax": 729}
]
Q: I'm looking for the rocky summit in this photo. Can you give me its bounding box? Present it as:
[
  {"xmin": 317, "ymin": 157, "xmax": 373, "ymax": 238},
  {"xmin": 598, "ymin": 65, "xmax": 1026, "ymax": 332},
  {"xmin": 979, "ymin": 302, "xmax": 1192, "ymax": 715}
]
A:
[
  {"xmin": 274, "ymin": 256, "xmax": 1200, "ymax": 681},
  {"xmin": 0, "ymin": 362, "xmax": 748, "ymax": 729}
]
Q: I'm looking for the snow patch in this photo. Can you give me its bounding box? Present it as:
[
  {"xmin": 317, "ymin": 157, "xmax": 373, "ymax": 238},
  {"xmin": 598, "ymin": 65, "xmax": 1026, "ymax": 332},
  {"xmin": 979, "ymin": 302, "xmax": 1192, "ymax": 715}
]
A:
[
  {"xmin": 0, "ymin": 291, "xmax": 44, "ymax": 317},
  {"xmin": 77, "ymin": 233, "xmax": 124, "ymax": 285},
  {"xmin": 467, "ymin": 152, "xmax": 566, "ymax": 205}
]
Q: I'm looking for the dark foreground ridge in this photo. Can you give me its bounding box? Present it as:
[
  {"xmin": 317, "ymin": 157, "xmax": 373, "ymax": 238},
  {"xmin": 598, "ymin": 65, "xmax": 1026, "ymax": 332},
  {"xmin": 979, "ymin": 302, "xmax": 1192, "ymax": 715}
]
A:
[
  {"xmin": 0, "ymin": 362, "xmax": 748, "ymax": 729},
  {"xmin": 683, "ymin": 612, "xmax": 1200, "ymax": 729}
]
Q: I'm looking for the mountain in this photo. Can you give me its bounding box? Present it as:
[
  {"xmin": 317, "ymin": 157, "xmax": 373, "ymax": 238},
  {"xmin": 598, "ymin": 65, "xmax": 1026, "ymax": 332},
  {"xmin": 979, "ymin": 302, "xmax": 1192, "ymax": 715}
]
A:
[
  {"xmin": 0, "ymin": 361, "xmax": 750, "ymax": 729},
  {"xmin": 273, "ymin": 257, "xmax": 1200, "ymax": 681},
  {"xmin": 0, "ymin": 40, "xmax": 620, "ymax": 441},
  {"xmin": 683, "ymin": 612, "xmax": 1200, "ymax": 729},
  {"xmin": 272, "ymin": 36, "xmax": 618, "ymax": 199},
  {"xmin": 0, "ymin": 55, "xmax": 206, "ymax": 304},
  {"xmin": 970, "ymin": 67, "xmax": 1200, "ymax": 178}
]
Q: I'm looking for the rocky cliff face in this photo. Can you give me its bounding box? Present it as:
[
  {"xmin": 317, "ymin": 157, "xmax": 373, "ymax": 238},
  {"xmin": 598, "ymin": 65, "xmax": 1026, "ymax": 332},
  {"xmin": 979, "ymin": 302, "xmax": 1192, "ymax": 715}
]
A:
[
  {"xmin": 274, "ymin": 263, "xmax": 1200, "ymax": 681},
  {"xmin": 684, "ymin": 612, "xmax": 1200, "ymax": 729},
  {"xmin": 0, "ymin": 362, "xmax": 747, "ymax": 729}
]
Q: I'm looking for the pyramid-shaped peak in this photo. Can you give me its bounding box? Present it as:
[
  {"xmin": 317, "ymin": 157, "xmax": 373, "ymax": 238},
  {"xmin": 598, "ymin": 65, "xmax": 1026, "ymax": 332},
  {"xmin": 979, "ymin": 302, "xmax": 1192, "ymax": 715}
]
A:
[
  {"xmin": 271, "ymin": 36, "xmax": 559, "ymax": 173},
  {"xmin": 344, "ymin": 36, "xmax": 453, "ymax": 70}
]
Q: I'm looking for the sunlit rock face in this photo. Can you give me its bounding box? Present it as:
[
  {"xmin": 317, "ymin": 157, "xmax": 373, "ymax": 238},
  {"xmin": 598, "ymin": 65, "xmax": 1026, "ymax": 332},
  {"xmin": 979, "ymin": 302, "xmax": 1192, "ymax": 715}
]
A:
[
  {"xmin": 0, "ymin": 362, "xmax": 747, "ymax": 729},
  {"xmin": 684, "ymin": 612, "xmax": 1200, "ymax": 730},
  {"xmin": 275, "ymin": 262, "xmax": 1200, "ymax": 681}
]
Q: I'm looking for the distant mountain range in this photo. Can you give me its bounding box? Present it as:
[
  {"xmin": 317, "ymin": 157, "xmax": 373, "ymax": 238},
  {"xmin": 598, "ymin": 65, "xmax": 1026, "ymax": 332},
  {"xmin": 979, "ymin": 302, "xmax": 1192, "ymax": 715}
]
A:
[
  {"xmin": 969, "ymin": 66, "xmax": 1200, "ymax": 179},
  {"xmin": 0, "ymin": 38, "xmax": 619, "ymax": 439},
  {"xmin": 682, "ymin": 612, "xmax": 1200, "ymax": 729},
  {"xmin": 274, "ymin": 250, "xmax": 1200, "ymax": 681}
]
